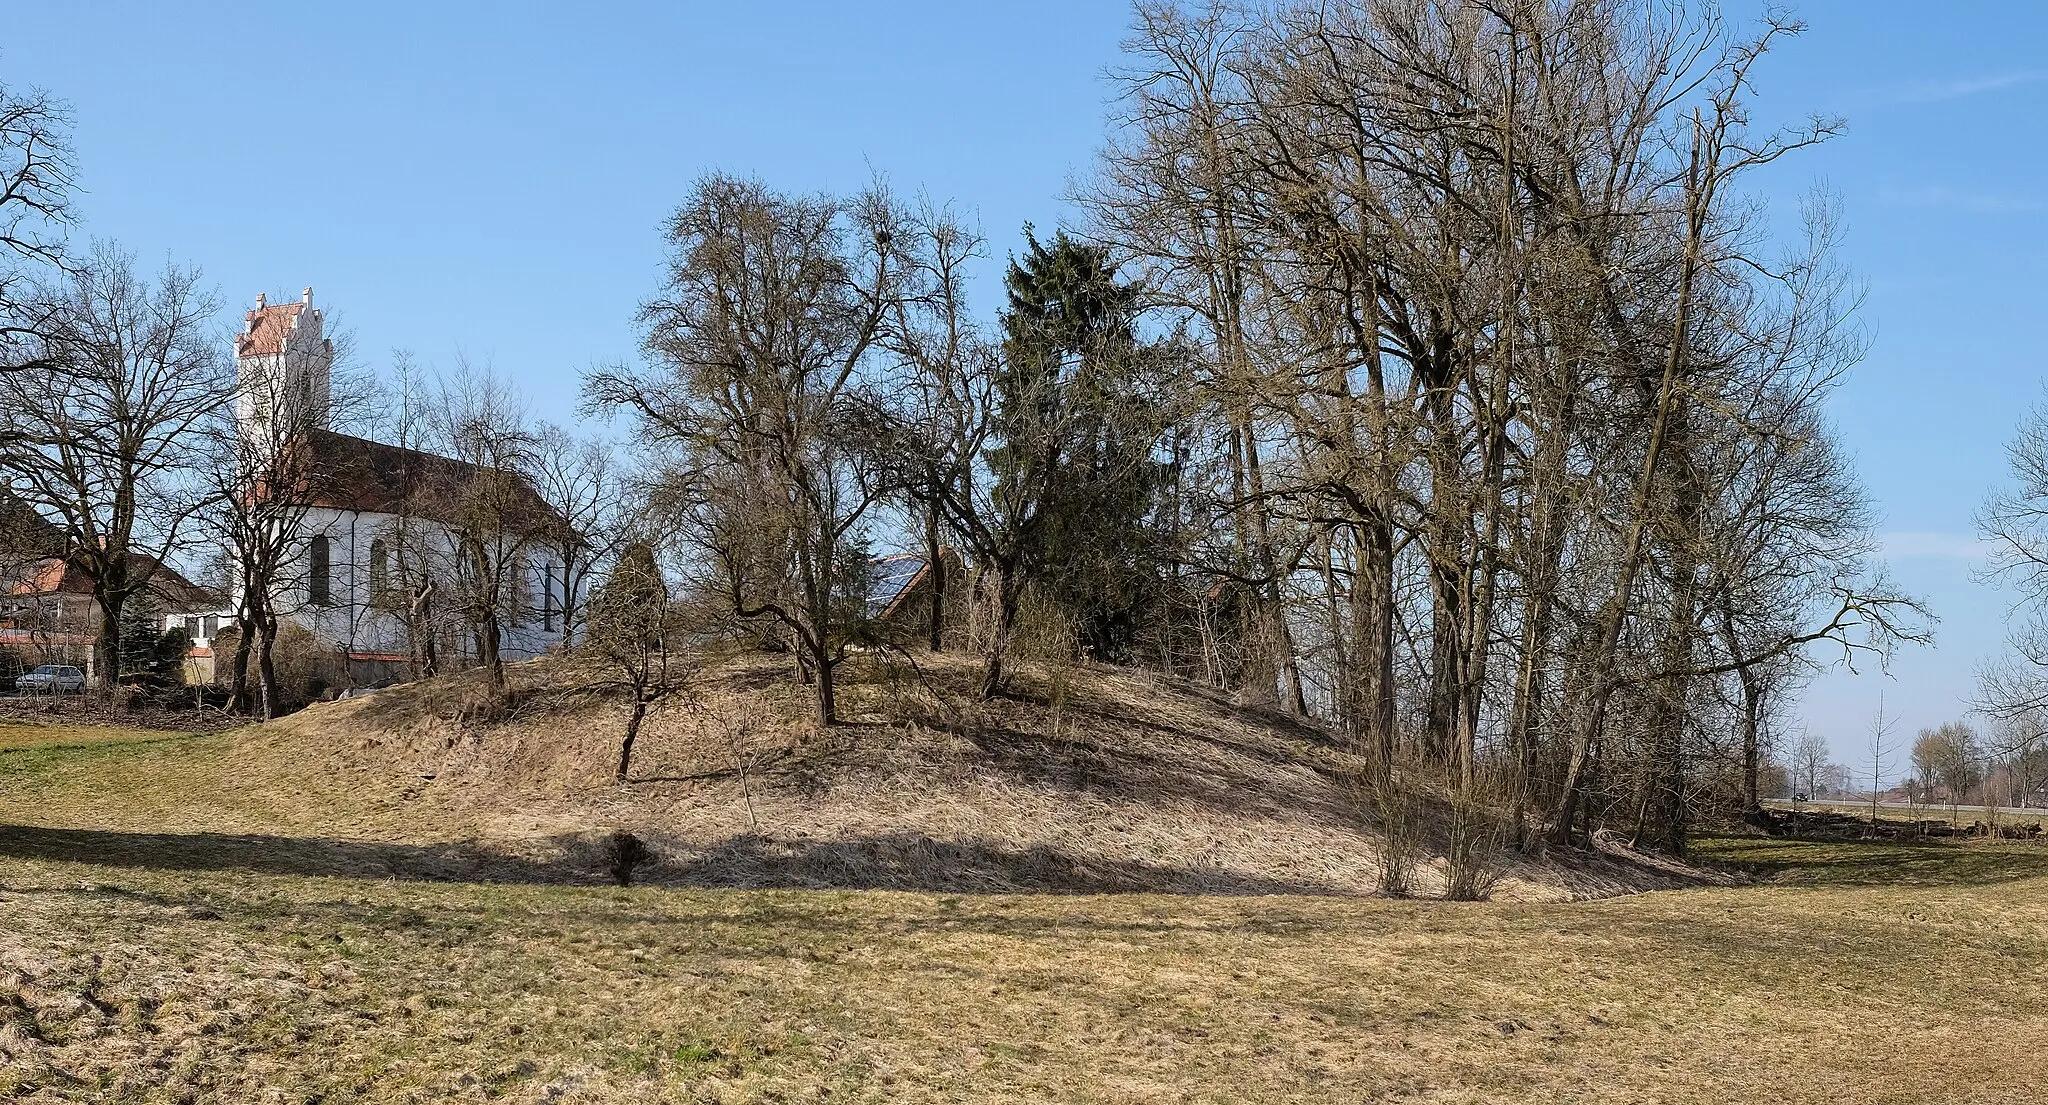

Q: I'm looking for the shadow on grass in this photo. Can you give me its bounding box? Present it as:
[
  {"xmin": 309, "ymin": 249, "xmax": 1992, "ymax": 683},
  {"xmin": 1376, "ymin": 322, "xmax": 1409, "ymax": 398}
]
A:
[
  {"xmin": 0, "ymin": 823, "xmax": 585, "ymax": 884},
  {"xmin": 0, "ymin": 823, "xmax": 1347, "ymax": 896},
  {"xmin": 652, "ymin": 830, "xmax": 1344, "ymax": 896},
  {"xmin": 1694, "ymin": 834, "xmax": 2048, "ymax": 888}
]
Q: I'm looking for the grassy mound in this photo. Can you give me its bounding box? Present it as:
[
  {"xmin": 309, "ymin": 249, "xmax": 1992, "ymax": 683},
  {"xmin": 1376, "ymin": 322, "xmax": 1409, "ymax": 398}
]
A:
[{"xmin": 0, "ymin": 650, "xmax": 1703, "ymax": 899}]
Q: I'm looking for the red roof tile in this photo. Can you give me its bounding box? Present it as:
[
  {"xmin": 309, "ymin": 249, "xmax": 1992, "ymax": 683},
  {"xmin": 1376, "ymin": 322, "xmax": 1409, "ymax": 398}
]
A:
[
  {"xmin": 235, "ymin": 302, "xmax": 305, "ymax": 358},
  {"xmin": 4, "ymin": 554, "xmax": 218, "ymax": 610},
  {"xmin": 13, "ymin": 558, "xmax": 85, "ymax": 595}
]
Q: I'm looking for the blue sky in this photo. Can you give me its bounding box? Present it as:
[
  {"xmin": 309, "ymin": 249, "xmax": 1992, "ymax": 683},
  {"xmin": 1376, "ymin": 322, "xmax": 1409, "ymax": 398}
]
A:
[{"xmin": 6, "ymin": 2, "xmax": 2044, "ymax": 770}]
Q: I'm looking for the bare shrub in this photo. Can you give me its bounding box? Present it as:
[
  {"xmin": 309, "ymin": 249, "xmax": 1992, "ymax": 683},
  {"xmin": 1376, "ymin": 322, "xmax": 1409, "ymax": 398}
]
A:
[
  {"xmin": 1363, "ymin": 770, "xmax": 1423, "ymax": 898},
  {"xmin": 1444, "ymin": 777, "xmax": 1509, "ymax": 902}
]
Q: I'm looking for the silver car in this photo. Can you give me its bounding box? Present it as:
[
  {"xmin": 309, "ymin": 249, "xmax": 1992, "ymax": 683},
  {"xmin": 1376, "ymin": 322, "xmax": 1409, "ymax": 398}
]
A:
[{"xmin": 14, "ymin": 665, "xmax": 86, "ymax": 694}]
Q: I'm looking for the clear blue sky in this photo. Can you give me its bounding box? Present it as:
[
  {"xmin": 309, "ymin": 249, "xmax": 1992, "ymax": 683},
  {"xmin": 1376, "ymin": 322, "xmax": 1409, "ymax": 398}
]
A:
[{"xmin": 7, "ymin": 2, "xmax": 2044, "ymax": 770}]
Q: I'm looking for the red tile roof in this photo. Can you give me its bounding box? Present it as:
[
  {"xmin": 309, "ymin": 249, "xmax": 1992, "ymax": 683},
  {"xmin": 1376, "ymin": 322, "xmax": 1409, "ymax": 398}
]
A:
[
  {"xmin": 235, "ymin": 302, "xmax": 305, "ymax": 358},
  {"xmin": 296, "ymin": 429, "xmax": 569, "ymax": 538},
  {"xmin": 4, "ymin": 554, "xmax": 219, "ymax": 610},
  {"xmin": 13, "ymin": 558, "xmax": 86, "ymax": 595}
]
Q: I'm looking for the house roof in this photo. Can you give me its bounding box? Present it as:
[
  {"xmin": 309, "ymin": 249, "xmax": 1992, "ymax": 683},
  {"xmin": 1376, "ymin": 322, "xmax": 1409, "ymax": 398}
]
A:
[
  {"xmin": 869, "ymin": 554, "xmax": 929, "ymax": 619},
  {"xmin": 235, "ymin": 301, "xmax": 306, "ymax": 358},
  {"xmin": 13, "ymin": 558, "xmax": 88, "ymax": 596},
  {"xmin": 295, "ymin": 429, "xmax": 568, "ymax": 538},
  {"xmin": 4, "ymin": 554, "xmax": 219, "ymax": 611},
  {"xmin": 0, "ymin": 491, "xmax": 61, "ymax": 556},
  {"xmin": 869, "ymin": 548, "xmax": 960, "ymax": 620}
]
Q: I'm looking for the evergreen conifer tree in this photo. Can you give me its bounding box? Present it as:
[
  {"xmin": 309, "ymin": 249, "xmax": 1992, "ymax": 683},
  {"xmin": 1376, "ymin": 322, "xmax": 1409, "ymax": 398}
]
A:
[{"xmin": 990, "ymin": 229, "xmax": 1167, "ymax": 662}]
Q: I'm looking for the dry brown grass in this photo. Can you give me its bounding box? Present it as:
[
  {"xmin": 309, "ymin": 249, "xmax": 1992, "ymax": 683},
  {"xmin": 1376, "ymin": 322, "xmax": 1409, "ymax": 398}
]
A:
[
  {"xmin": 0, "ymin": 651, "xmax": 1704, "ymax": 900},
  {"xmin": 0, "ymin": 695, "xmax": 240, "ymax": 735},
  {"xmin": 1, "ymin": 837, "xmax": 2045, "ymax": 1103},
  {"xmin": 4, "ymin": 678, "xmax": 2047, "ymax": 1101}
]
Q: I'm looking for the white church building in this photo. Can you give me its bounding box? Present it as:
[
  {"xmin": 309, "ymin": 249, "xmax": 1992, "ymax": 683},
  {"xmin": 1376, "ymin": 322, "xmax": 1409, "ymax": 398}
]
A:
[{"xmin": 226, "ymin": 289, "xmax": 578, "ymax": 684}]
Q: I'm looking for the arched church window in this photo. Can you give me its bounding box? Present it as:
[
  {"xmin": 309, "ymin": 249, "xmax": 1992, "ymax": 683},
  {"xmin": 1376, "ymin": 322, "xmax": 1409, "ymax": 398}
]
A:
[
  {"xmin": 508, "ymin": 557, "xmax": 530, "ymax": 628},
  {"xmin": 369, "ymin": 539, "xmax": 389, "ymax": 604},
  {"xmin": 541, "ymin": 562, "xmax": 557, "ymax": 632},
  {"xmin": 309, "ymin": 535, "xmax": 332, "ymax": 606}
]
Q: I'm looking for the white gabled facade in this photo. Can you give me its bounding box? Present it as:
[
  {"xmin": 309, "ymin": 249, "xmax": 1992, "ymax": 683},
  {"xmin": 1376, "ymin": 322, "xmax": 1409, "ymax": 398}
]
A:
[
  {"xmin": 231, "ymin": 288, "xmax": 579, "ymax": 682},
  {"xmin": 284, "ymin": 501, "xmax": 574, "ymax": 665}
]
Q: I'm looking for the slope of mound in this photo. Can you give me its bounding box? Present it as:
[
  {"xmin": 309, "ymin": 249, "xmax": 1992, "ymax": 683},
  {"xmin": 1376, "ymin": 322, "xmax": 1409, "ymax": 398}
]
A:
[
  {"xmin": 0, "ymin": 651, "xmax": 1713, "ymax": 899},
  {"xmin": 230, "ymin": 650, "xmax": 1702, "ymax": 900}
]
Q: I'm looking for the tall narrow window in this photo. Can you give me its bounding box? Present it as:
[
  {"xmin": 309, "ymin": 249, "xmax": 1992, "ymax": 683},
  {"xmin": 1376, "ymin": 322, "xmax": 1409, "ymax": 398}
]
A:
[
  {"xmin": 309, "ymin": 535, "xmax": 332, "ymax": 606},
  {"xmin": 541, "ymin": 563, "xmax": 556, "ymax": 632},
  {"xmin": 508, "ymin": 557, "xmax": 529, "ymax": 629},
  {"xmin": 369, "ymin": 539, "xmax": 389, "ymax": 604}
]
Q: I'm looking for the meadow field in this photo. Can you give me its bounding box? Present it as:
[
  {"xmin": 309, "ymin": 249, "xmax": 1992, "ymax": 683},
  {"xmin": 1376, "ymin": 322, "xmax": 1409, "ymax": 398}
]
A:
[{"xmin": 3, "ymin": 717, "xmax": 2045, "ymax": 1103}]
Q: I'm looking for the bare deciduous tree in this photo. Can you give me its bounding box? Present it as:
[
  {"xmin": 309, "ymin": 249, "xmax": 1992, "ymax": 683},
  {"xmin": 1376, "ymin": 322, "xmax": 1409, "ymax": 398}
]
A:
[
  {"xmin": 429, "ymin": 362, "xmax": 545, "ymax": 688},
  {"xmin": 589, "ymin": 175, "xmax": 910, "ymax": 725},
  {"xmin": 201, "ymin": 307, "xmax": 370, "ymax": 718},
  {"xmin": 1083, "ymin": 0, "xmax": 1923, "ymax": 856},
  {"xmin": 0, "ymin": 245, "xmax": 230, "ymax": 691},
  {"xmin": 1790, "ymin": 729, "xmax": 1831, "ymax": 803},
  {"xmin": 525, "ymin": 422, "xmax": 625, "ymax": 648},
  {"xmin": 0, "ymin": 78, "xmax": 74, "ymax": 383},
  {"xmin": 588, "ymin": 540, "xmax": 682, "ymax": 782}
]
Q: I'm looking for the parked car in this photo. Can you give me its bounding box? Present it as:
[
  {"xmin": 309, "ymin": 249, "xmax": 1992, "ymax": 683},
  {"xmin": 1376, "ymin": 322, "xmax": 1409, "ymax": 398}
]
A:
[{"xmin": 14, "ymin": 665, "xmax": 86, "ymax": 695}]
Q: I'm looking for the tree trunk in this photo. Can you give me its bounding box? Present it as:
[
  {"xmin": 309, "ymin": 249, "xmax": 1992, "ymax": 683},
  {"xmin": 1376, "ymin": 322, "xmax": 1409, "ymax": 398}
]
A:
[
  {"xmin": 1509, "ymin": 357, "xmax": 1578, "ymax": 845},
  {"xmin": 924, "ymin": 505, "xmax": 945, "ymax": 652},
  {"xmin": 1225, "ymin": 420, "xmax": 1298, "ymax": 710},
  {"xmin": 616, "ymin": 696, "xmax": 647, "ymax": 782},
  {"xmin": 256, "ymin": 614, "xmax": 281, "ymax": 722},
  {"xmin": 559, "ymin": 550, "xmax": 582, "ymax": 648},
  {"xmin": 1549, "ymin": 134, "xmax": 1714, "ymax": 845},
  {"xmin": 1423, "ymin": 454, "xmax": 1465, "ymax": 767},
  {"xmin": 1351, "ymin": 517, "xmax": 1398, "ymax": 772},
  {"xmin": 479, "ymin": 614, "xmax": 504, "ymax": 687},
  {"xmin": 979, "ymin": 562, "xmax": 1023, "ymax": 700},
  {"xmin": 93, "ymin": 595, "xmax": 123, "ymax": 697},
  {"xmin": 1719, "ymin": 598, "xmax": 1765, "ymax": 813},
  {"xmin": 1506, "ymin": 586, "xmax": 1551, "ymax": 846},
  {"xmin": 226, "ymin": 610, "xmax": 255, "ymax": 714},
  {"xmin": 812, "ymin": 644, "xmax": 838, "ymax": 725},
  {"xmin": 1635, "ymin": 584, "xmax": 1697, "ymax": 854}
]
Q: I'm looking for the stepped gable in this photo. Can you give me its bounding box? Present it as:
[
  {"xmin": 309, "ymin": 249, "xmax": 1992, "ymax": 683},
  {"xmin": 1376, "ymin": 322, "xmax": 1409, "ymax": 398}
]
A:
[{"xmin": 234, "ymin": 297, "xmax": 307, "ymax": 358}]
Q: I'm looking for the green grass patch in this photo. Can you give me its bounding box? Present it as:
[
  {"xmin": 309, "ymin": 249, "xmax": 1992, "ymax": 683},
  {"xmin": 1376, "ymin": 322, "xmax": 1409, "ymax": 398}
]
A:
[
  {"xmin": 0, "ymin": 718, "xmax": 204, "ymax": 753},
  {"xmin": 1696, "ymin": 833, "xmax": 2048, "ymax": 887}
]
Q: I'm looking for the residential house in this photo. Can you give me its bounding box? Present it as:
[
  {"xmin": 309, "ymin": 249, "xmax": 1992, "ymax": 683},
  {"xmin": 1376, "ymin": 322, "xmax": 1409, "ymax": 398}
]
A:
[{"xmin": 0, "ymin": 552, "xmax": 220, "ymax": 680}]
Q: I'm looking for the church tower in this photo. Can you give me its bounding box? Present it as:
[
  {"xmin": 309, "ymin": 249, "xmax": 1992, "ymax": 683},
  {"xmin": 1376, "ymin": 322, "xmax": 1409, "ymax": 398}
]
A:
[{"xmin": 234, "ymin": 287, "xmax": 332, "ymax": 447}]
